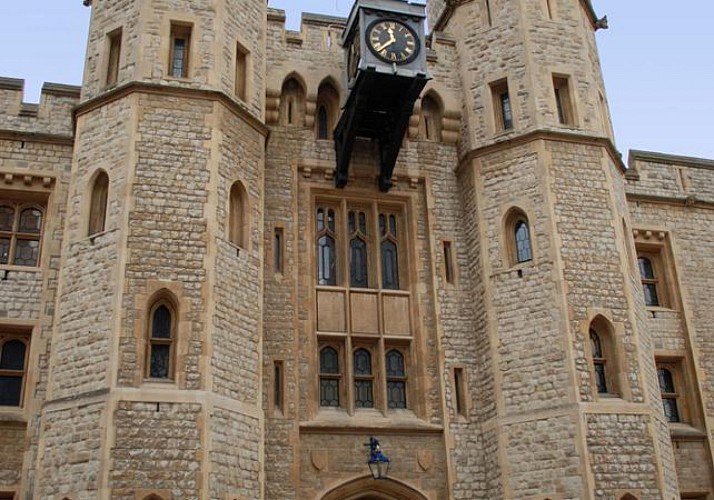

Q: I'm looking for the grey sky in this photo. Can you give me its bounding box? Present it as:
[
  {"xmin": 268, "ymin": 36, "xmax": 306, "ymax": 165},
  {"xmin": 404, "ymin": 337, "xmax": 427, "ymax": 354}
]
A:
[{"xmin": 0, "ymin": 1, "xmax": 711, "ymax": 160}]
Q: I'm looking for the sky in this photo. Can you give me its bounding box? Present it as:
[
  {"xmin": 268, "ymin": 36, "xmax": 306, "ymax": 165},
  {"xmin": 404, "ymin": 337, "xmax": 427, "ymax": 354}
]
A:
[{"xmin": 0, "ymin": 1, "xmax": 712, "ymax": 160}]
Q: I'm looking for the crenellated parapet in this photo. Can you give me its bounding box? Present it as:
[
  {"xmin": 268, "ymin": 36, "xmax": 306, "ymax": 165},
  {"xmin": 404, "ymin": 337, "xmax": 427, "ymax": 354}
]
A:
[{"xmin": 0, "ymin": 77, "xmax": 80, "ymax": 137}]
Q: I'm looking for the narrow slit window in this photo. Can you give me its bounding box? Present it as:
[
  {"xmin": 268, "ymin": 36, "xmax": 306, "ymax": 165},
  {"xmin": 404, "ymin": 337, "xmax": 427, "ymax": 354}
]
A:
[
  {"xmin": 553, "ymin": 76, "xmax": 574, "ymax": 125},
  {"xmin": 319, "ymin": 346, "xmax": 340, "ymax": 407},
  {"xmin": 353, "ymin": 348, "xmax": 374, "ymax": 408},
  {"xmin": 485, "ymin": 0, "xmax": 493, "ymax": 26},
  {"xmin": 349, "ymin": 210, "xmax": 369, "ymax": 288},
  {"xmin": 316, "ymin": 207, "xmax": 338, "ymax": 286},
  {"xmin": 106, "ymin": 28, "xmax": 122, "ymax": 86},
  {"xmin": 386, "ymin": 349, "xmax": 407, "ymax": 409},
  {"xmin": 491, "ymin": 79, "xmax": 513, "ymax": 131},
  {"xmin": 379, "ymin": 213, "xmax": 400, "ymax": 290},
  {"xmin": 274, "ymin": 360, "xmax": 284, "ymax": 413},
  {"xmin": 637, "ymin": 256, "xmax": 660, "ymax": 306},
  {"xmin": 235, "ymin": 43, "xmax": 249, "ymax": 101},
  {"xmin": 274, "ymin": 227, "xmax": 284, "ymax": 274},
  {"xmin": 443, "ymin": 240, "xmax": 454, "ymax": 284},
  {"xmin": 88, "ymin": 170, "xmax": 109, "ymax": 236},
  {"xmin": 590, "ymin": 329, "xmax": 607, "ymax": 394},
  {"xmin": 169, "ymin": 23, "xmax": 192, "ymax": 78},
  {"xmin": 514, "ymin": 220, "xmax": 532, "ymax": 263},
  {"xmin": 147, "ymin": 302, "xmax": 175, "ymax": 380},
  {"xmin": 657, "ymin": 366, "xmax": 680, "ymax": 423},
  {"xmin": 454, "ymin": 367, "xmax": 466, "ymax": 417}
]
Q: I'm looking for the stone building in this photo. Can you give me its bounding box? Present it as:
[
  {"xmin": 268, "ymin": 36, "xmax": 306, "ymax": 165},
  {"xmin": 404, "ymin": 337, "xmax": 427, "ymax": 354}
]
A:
[{"xmin": 0, "ymin": 0, "xmax": 712, "ymax": 498}]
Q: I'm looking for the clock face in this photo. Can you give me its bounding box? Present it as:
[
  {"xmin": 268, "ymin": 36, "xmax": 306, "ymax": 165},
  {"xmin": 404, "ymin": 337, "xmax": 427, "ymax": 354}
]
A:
[{"xmin": 366, "ymin": 20, "xmax": 419, "ymax": 65}]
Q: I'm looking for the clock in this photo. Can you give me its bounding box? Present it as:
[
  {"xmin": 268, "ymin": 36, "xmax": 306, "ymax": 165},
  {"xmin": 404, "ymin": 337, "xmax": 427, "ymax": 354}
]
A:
[{"xmin": 366, "ymin": 19, "xmax": 420, "ymax": 65}]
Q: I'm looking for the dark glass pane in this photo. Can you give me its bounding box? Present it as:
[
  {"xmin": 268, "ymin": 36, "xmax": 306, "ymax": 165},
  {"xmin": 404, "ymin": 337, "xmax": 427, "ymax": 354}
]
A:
[
  {"xmin": 638, "ymin": 257, "xmax": 655, "ymax": 279},
  {"xmin": 643, "ymin": 283, "xmax": 659, "ymax": 307},
  {"xmin": 657, "ymin": 368, "xmax": 676, "ymax": 393},
  {"xmin": 662, "ymin": 398, "xmax": 680, "ymax": 423},
  {"xmin": 327, "ymin": 209, "xmax": 335, "ymax": 232},
  {"xmin": 19, "ymin": 208, "xmax": 42, "ymax": 233},
  {"xmin": 555, "ymin": 87, "xmax": 565, "ymax": 124},
  {"xmin": 589, "ymin": 330, "xmax": 602, "ymax": 358},
  {"xmin": 381, "ymin": 240, "xmax": 399, "ymax": 290},
  {"xmin": 515, "ymin": 220, "xmax": 532, "ymax": 263},
  {"xmin": 149, "ymin": 344, "xmax": 170, "ymax": 378},
  {"xmin": 274, "ymin": 363, "xmax": 282, "ymax": 409},
  {"xmin": 320, "ymin": 378, "xmax": 339, "ymax": 407},
  {"xmin": 317, "ymin": 208, "xmax": 324, "ymax": 231},
  {"xmin": 359, "ymin": 212, "xmax": 366, "ymax": 234},
  {"xmin": 317, "ymin": 235, "xmax": 336, "ymax": 285},
  {"xmin": 387, "ymin": 381, "xmax": 407, "ymax": 409},
  {"xmin": 0, "ymin": 238, "xmax": 9, "ymax": 264},
  {"xmin": 320, "ymin": 347, "xmax": 339, "ymax": 374},
  {"xmin": 348, "ymin": 211, "xmax": 355, "ymax": 233},
  {"xmin": 389, "ymin": 215, "xmax": 397, "ymax": 236},
  {"xmin": 379, "ymin": 214, "xmax": 386, "ymax": 237},
  {"xmin": 594, "ymin": 363, "xmax": 607, "ymax": 394},
  {"xmin": 386, "ymin": 350, "xmax": 405, "ymax": 377},
  {"xmin": 318, "ymin": 106, "xmax": 328, "ymax": 139},
  {"xmin": 350, "ymin": 237, "xmax": 368, "ymax": 288},
  {"xmin": 355, "ymin": 380, "xmax": 374, "ymax": 408},
  {"xmin": 0, "ymin": 376, "xmax": 22, "ymax": 406},
  {"xmin": 0, "ymin": 340, "xmax": 26, "ymax": 370},
  {"xmin": 353, "ymin": 349, "xmax": 372, "ymax": 375},
  {"xmin": 0, "ymin": 206, "xmax": 13, "ymax": 231},
  {"xmin": 501, "ymin": 92, "xmax": 513, "ymax": 129},
  {"xmin": 13, "ymin": 239, "xmax": 39, "ymax": 266},
  {"xmin": 172, "ymin": 39, "xmax": 186, "ymax": 77},
  {"xmin": 152, "ymin": 305, "xmax": 172, "ymax": 339}
]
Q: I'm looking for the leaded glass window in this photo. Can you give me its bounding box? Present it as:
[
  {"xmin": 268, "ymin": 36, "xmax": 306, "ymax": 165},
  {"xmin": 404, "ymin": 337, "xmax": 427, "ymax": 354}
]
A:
[
  {"xmin": 514, "ymin": 220, "xmax": 532, "ymax": 263},
  {"xmin": 637, "ymin": 257, "xmax": 660, "ymax": 306},
  {"xmin": 353, "ymin": 348, "xmax": 374, "ymax": 408},
  {"xmin": 380, "ymin": 213, "xmax": 400, "ymax": 290},
  {"xmin": 386, "ymin": 349, "xmax": 407, "ymax": 409},
  {"xmin": 590, "ymin": 329, "xmax": 607, "ymax": 394},
  {"xmin": 0, "ymin": 338, "xmax": 28, "ymax": 406},
  {"xmin": 148, "ymin": 303, "xmax": 173, "ymax": 379},
  {"xmin": 319, "ymin": 346, "xmax": 340, "ymax": 407},
  {"xmin": 0, "ymin": 202, "xmax": 44, "ymax": 267},
  {"xmin": 657, "ymin": 367, "xmax": 680, "ymax": 423},
  {"xmin": 349, "ymin": 210, "xmax": 369, "ymax": 288},
  {"xmin": 500, "ymin": 91, "xmax": 513, "ymax": 130},
  {"xmin": 317, "ymin": 207, "xmax": 338, "ymax": 285}
]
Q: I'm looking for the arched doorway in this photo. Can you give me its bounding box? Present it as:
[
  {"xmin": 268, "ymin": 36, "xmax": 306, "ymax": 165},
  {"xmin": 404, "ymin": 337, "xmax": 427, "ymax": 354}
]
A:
[{"xmin": 320, "ymin": 475, "xmax": 429, "ymax": 500}]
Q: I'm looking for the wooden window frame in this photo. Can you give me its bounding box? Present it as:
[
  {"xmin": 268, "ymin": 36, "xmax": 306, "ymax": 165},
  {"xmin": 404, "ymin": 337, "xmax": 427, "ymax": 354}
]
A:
[
  {"xmin": 490, "ymin": 79, "xmax": 513, "ymax": 132},
  {"xmin": 88, "ymin": 170, "xmax": 109, "ymax": 237},
  {"xmin": 587, "ymin": 318, "xmax": 622, "ymax": 399},
  {"xmin": 169, "ymin": 22, "xmax": 192, "ymax": 79},
  {"xmin": 0, "ymin": 200, "xmax": 45, "ymax": 268},
  {"xmin": 655, "ymin": 358, "xmax": 695, "ymax": 425},
  {"xmin": 385, "ymin": 346, "xmax": 409, "ymax": 410},
  {"xmin": 105, "ymin": 28, "xmax": 122, "ymax": 87},
  {"xmin": 0, "ymin": 331, "xmax": 30, "ymax": 408},
  {"xmin": 318, "ymin": 343, "xmax": 344, "ymax": 408},
  {"xmin": 553, "ymin": 75, "xmax": 576, "ymax": 126}
]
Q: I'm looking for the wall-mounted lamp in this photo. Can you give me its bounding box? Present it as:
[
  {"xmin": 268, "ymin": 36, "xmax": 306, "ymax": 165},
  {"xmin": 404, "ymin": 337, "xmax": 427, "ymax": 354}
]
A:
[{"xmin": 366, "ymin": 437, "xmax": 390, "ymax": 480}]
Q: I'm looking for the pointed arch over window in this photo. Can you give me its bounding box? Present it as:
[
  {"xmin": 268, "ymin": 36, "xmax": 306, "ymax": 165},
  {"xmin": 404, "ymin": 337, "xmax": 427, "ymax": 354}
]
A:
[
  {"xmin": 419, "ymin": 93, "xmax": 443, "ymax": 141},
  {"xmin": 280, "ymin": 76, "xmax": 306, "ymax": 126},
  {"xmin": 316, "ymin": 205, "xmax": 338, "ymax": 286},
  {"xmin": 386, "ymin": 349, "xmax": 407, "ymax": 409},
  {"xmin": 588, "ymin": 316, "xmax": 620, "ymax": 397},
  {"xmin": 619, "ymin": 494, "xmax": 639, "ymax": 500},
  {"xmin": 88, "ymin": 169, "xmax": 109, "ymax": 236},
  {"xmin": 504, "ymin": 208, "xmax": 532, "ymax": 266},
  {"xmin": 146, "ymin": 295, "xmax": 177, "ymax": 380},
  {"xmin": 315, "ymin": 80, "xmax": 340, "ymax": 140},
  {"xmin": 228, "ymin": 181, "xmax": 249, "ymax": 249},
  {"xmin": 353, "ymin": 348, "xmax": 374, "ymax": 408},
  {"xmin": 143, "ymin": 495, "xmax": 166, "ymax": 500}
]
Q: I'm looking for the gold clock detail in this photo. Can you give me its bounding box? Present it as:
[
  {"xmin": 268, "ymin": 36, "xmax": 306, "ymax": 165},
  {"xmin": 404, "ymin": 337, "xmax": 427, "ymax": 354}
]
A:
[{"xmin": 366, "ymin": 20, "xmax": 419, "ymax": 64}]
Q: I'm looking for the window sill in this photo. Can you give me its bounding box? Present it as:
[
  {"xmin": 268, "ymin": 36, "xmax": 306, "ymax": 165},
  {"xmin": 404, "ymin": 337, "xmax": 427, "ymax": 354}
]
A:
[
  {"xmin": 0, "ymin": 408, "xmax": 27, "ymax": 426},
  {"xmin": 142, "ymin": 378, "xmax": 178, "ymax": 388},
  {"xmin": 669, "ymin": 422, "xmax": 707, "ymax": 440},
  {"xmin": 0, "ymin": 264, "xmax": 42, "ymax": 274}
]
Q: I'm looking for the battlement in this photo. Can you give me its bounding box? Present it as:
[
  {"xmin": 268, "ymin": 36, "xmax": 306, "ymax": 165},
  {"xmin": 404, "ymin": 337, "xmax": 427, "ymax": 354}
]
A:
[
  {"xmin": 267, "ymin": 8, "xmax": 347, "ymax": 42},
  {"xmin": 0, "ymin": 77, "xmax": 81, "ymax": 137},
  {"xmin": 627, "ymin": 149, "xmax": 714, "ymax": 205}
]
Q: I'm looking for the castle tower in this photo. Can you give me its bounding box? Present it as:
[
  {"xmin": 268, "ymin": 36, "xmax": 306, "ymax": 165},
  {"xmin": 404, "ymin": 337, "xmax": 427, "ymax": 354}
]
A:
[
  {"xmin": 427, "ymin": 0, "xmax": 682, "ymax": 498},
  {"xmin": 33, "ymin": 0, "xmax": 268, "ymax": 497}
]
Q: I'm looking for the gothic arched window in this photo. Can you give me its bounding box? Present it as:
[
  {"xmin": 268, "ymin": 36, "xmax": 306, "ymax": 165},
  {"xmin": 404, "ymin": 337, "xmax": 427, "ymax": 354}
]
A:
[
  {"xmin": 353, "ymin": 348, "xmax": 374, "ymax": 408},
  {"xmin": 319, "ymin": 346, "xmax": 341, "ymax": 407},
  {"xmin": 147, "ymin": 299, "xmax": 176, "ymax": 380},
  {"xmin": 280, "ymin": 77, "xmax": 305, "ymax": 126},
  {"xmin": 316, "ymin": 206, "xmax": 338, "ymax": 286},
  {"xmin": 420, "ymin": 94, "xmax": 443, "ymax": 141},
  {"xmin": 0, "ymin": 336, "xmax": 29, "ymax": 406},
  {"xmin": 637, "ymin": 256, "xmax": 659, "ymax": 306},
  {"xmin": 505, "ymin": 208, "xmax": 533, "ymax": 266},
  {"xmin": 315, "ymin": 81, "xmax": 339, "ymax": 139},
  {"xmin": 229, "ymin": 181, "xmax": 249, "ymax": 249},
  {"xmin": 386, "ymin": 349, "xmax": 407, "ymax": 409}
]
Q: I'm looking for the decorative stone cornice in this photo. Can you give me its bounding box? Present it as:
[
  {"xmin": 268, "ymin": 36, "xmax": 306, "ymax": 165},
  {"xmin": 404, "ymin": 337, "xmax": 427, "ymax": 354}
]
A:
[{"xmin": 0, "ymin": 129, "xmax": 74, "ymax": 146}]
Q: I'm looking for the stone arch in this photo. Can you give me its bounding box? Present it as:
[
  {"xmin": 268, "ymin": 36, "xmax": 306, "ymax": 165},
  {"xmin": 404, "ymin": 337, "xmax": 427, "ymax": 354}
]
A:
[
  {"xmin": 280, "ymin": 72, "xmax": 307, "ymax": 126},
  {"xmin": 315, "ymin": 78, "xmax": 340, "ymax": 140},
  {"xmin": 320, "ymin": 475, "xmax": 429, "ymax": 500},
  {"xmin": 419, "ymin": 90, "xmax": 444, "ymax": 141}
]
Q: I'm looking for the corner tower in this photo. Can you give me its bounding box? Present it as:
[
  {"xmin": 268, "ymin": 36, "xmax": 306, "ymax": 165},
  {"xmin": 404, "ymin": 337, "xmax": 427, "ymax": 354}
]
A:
[
  {"xmin": 431, "ymin": 0, "xmax": 681, "ymax": 498},
  {"xmin": 34, "ymin": 0, "xmax": 268, "ymax": 497}
]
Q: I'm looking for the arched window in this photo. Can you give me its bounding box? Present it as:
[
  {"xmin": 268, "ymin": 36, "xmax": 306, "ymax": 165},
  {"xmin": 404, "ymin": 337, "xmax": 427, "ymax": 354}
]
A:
[
  {"xmin": 637, "ymin": 256, "xmax": 659, "ymax": 306},
  {"xmin": 353, "ymin": 348, "xmax": 374, "ymax": 408},
  {"xmin": 319, "ymin": 346, "xmax": 340, "ymax": 407},
  {"xmin": 657, "ymin": 367, "xmax": 680, "ymax": 422},
  {"xmin": 316, "ymin": 206, "xmax": 337, "ymax": 286},
  {"xmin": 88, "ymin": 170, "xmax": 109, "ymax": 236},
  {"xmin": 146, "ymin": 299, "xmax": 176, "ymax": 380},
  {"xmin": 420, "ymin": 94, "xmax": 443, "ymax": 141},
  {"xmin": 315, "ymin": 81, "xmax": 339, "ymax": 140},
  {"xmin": 590, "ymin": 329, "xmax": 607, "ymax": 394},
  {"xmin": 588, "ymin": 317, "xmax": 620, "ymax": 397},
  {"xmin": 0, "ymin": 202, "xmax": 44, "ymax": 267},
  {"xmin": 229, "ymin": 181, "xmax": 249, "ymax": 249},
  {"xmin": 620, "ymin": 494, "xmax": 639, "ymax": 500},
  {"xmin": 386, "ymin": 349, "xmax": 407, "ymax": 409},
  {"xmin": 505, "ymin": 208, "xmax": 533, "ymax": 266},
  {"xmin": 349, "ymin": 209, "xmax": 369, "ymax": 288},
  {"xmin": 280, "ymin": 77, "xmax": 305, "ymax": 126},
  {"xmin": 380, "ymin": 212, "xmax": 400, "ymax": 290},
  {"xmin": 0, "ymin": 337, "xmax": 29, "ymax": 406}
]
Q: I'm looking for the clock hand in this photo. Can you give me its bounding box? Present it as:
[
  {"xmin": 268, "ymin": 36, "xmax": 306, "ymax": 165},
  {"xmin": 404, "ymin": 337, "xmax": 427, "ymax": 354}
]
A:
[{"xmin": 374, "ymin": 38, "xmax": 396, "ymax": 52}]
